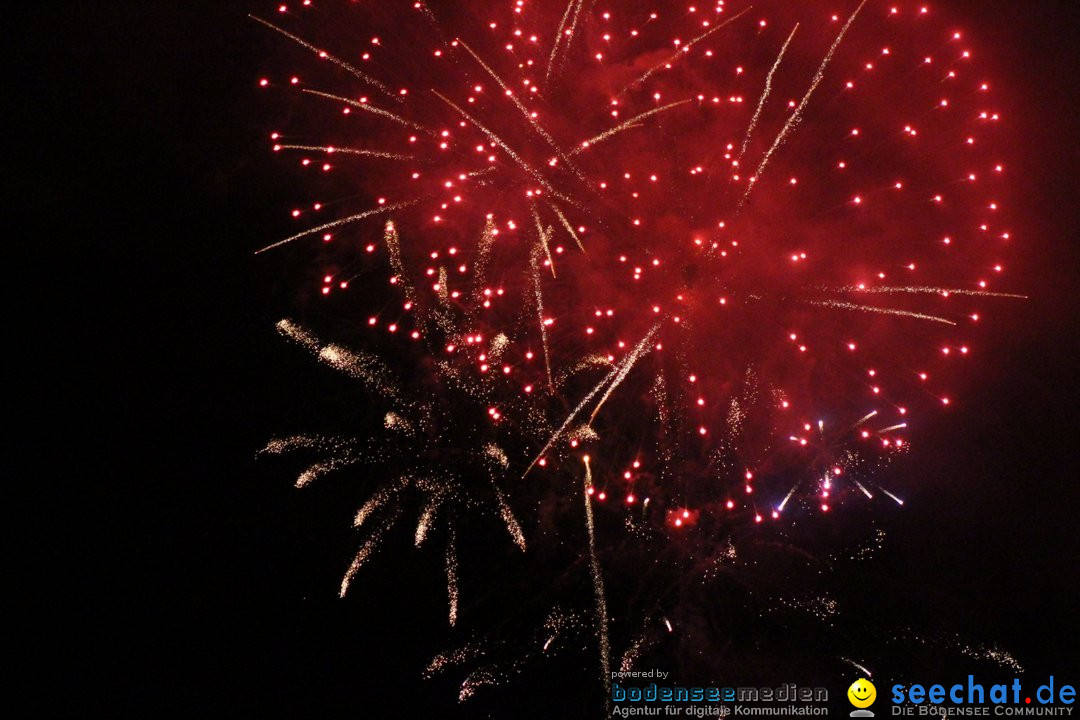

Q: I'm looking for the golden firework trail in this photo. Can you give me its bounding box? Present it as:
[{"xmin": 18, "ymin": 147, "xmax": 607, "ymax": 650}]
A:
[
  {"xmin": 544, "ymin": 1, "xmax": 577, "ymax": 85},
  {"xmin": 530, "ymin": 250, "xmax": 555, "ymax": 393},
  {"xmin": 295, "ymin": 457, "xmax": 354, "ymax": 489},
  {"xmin": 274, "ymin": 144, "xmax": 415, "ymax": 161},
  {"xmin": 275, "ymin": 319, "xmax": 320, "ymax": 352},
  {"xmin": 588, "ymin": 322, "xmax": 661, "ymax": 423},
  {"xmin": 415, "ymin": 498, "xmax": 440, "ymax": 547},
  {"xmin": 523, "ymin": 366, "xmax": 618, "ymax": 476},
  {"xmin": 548, "ymin": 202, "xmax": 586, "ymax": 253},
  {"xmin": 318, "ymin": 343, "xmax": 406, "ymax": 400},
  {"xmin": 255, "ymin": 201, "xmax": 417, "ymax": 254},
  {"xmin": 572, "ymin": 101, "xmax": 692, "ymax": 155},
  {"xmin": 532, "ymin": 206, "xmax": 557, "ymax": 277},
  {"xmin": 624, "ymin": 6, "xmax": 753, "ymax": 92},
  {"xmin": 249, "ymin": 15, "xmax": 394, "ymax": 98},
  {"xmin": 740, "ymin": 24, "xmax": 799, "ymax": 158},
  {"xmin": 433, "ymin": 91, "xmax": 569, "ymax": 203},
  {"xmin": 809, "ymin": 300, "xmax": 956, "ymax": 326},
  {"xmin": 457, "ymin": 40, "xmax": 586, "ymax": 179},
  {"xmin": 436, "ymin": 266, "xmax": 450, "ymax": 306},
  {"xmin": 446, "ymin": 526, "xmax": 459, "ymax": 626},
  {"xmin": 383, "ymin": 221, "xmax": 416, "ymax": 304},
  {"xmin": 582, "ymin": 456, "xmax": 612, "ymax": 706},
  {"xmin": 276, "ymin": 320, "xmax": 409, "ymax": 408},
  {"xmin": 742, "ymin": 0, "xmax": 868, "ymax": 207},
  {"xmin": 303, "ymin": 88, "xmax": 433, "ymax": 135},
  {"xmin": 841, "ymin": 286, "xmax": 1028, "ymax": 299},
  {"xmin": 470, "ymin": 217, "xmax": 499, "ymax": 309},
  {"xmin": 620, "ymin": 633, "xmax": 648, "ymax": 673},
  {"xmin": 546, "ymin": 0, "xmax": 591, "ymax": 85},
  {"xmin": 353, "ymin": 480, "xmax": 405, "ymax": 529},
  {"xmin": 494, "ymin": 487, "xmax": 527, "ymax": 552},
  {"xmin": 523, "ymin": 324, "xmax": 659, "ymax": 477},
  {"xmin": 340, "ymin": 506, "xmax": 401, "ymax": 597}
]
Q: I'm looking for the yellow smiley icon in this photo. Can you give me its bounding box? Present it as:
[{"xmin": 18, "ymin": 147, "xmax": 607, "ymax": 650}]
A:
[{"xmin": 848, "ymin": 678, "xmax": 876, "ymax": 708}]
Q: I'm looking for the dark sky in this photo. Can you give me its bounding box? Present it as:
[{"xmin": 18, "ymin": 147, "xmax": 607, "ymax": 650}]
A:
[{"xmin": 11, "ymin": 1, "xmax": 1080, "ymax": 716}]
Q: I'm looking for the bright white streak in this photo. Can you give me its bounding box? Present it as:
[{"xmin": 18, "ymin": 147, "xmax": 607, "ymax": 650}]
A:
[
  {"xmin": 880, "ymin": 488, "xmax": 905, "ymax": 506},
  {"xmin": 778, "ymin": 482, "xmax": 800, "ymax": 511},
  {"xmin": 854, "ymin": 410, "xmax": 879, "ymax": 427}
]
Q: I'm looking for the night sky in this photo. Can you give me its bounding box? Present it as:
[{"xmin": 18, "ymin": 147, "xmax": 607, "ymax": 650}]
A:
[{"xmin": 11, "ymin": 1, "xmax": 1080, "ymax": 716}]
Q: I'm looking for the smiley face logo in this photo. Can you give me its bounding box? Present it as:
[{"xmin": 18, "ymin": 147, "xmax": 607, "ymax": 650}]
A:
[{"xmin": 847, "ymin": 678, "xmax": 877, "ymax": 709}]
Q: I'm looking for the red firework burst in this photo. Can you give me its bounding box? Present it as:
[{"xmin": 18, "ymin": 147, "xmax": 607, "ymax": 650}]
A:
[{"xmin": 254, "ymin": 0, "xmax": 1020, "ymax": 525}]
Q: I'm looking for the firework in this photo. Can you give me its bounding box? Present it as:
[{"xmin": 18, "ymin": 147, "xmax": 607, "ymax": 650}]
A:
[{"xmin": 253, "ymin": 0, "xmax": 1021, "ymax": 708}]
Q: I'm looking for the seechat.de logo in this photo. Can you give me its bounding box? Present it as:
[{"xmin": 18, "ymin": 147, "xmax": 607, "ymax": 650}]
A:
[{"xmin": 849, "ymin": 678, "xmax": 878, "ymax": 717}]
